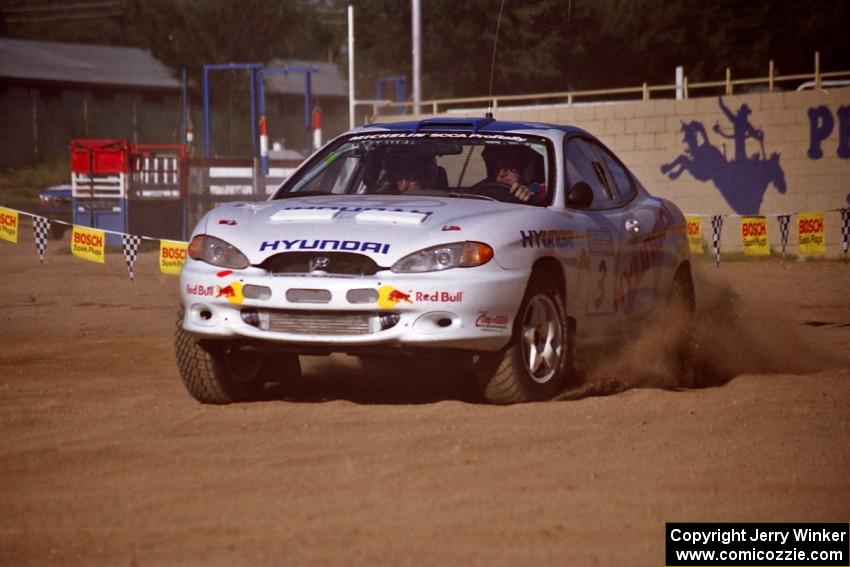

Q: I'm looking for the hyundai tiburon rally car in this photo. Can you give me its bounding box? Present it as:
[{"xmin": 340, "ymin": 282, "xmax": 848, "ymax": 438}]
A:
[{"xmin": 175, "ymin": 117, "xmax": 693, "ymax": 404}]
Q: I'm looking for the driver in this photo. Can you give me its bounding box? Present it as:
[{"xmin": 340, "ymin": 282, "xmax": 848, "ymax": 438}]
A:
[{"xmin": 481, "ymin": 145, "xmax": 546, "ymax": 203}]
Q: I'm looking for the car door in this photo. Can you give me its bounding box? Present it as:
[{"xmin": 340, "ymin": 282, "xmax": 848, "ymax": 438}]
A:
[
  {"xmin": 562, "ymin": 137, "xmax": 633, "ymax": 330},
  {"xmin": 590, "ymin": 143, "xmax": 674, "ymax": 316}
]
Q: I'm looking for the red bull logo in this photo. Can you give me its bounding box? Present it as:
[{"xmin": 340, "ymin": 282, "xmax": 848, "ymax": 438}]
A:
[
  {"xmin": 186, "ymin": 284, "xmax": 215, "ymax": 296},
  {"xmin": 215, "ymin": 281, "xmax": 244, "ymax": 305},
  {"xmin": 377, "ymin": 285, "xmax": 412, "ymax": 309},
  {"xmin": 414, "ymin": 291, "xmax": 463, "ymax": 303}
]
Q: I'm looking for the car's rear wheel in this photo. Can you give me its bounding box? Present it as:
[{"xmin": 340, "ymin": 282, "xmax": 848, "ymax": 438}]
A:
[
  {"xmin": 174, "ymin": 309, "xmax": 301, "ymax": 404},
  {"xmin": 473, "ymin": 273, "xmax": 571, "ymax": 404}
]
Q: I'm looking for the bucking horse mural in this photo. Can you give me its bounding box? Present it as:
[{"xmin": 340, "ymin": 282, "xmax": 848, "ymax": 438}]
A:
[{"xmin": 661, "ymin": 97, "xmax": 786, "ymax": 215}]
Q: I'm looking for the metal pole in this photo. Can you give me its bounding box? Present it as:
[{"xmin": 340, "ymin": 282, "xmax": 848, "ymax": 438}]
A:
[
  {"xmin": 182, "ymin": 68, "xmax": 189, "ymax": 145},
  {"xmin": 305, "ymin": 71, "xmax": 313, "ymax": 153},
  {"xmin": 412, "ymin": 0, "xmax": 421, "ymax": 114},
  {"xmin": 132, "ymin": 98, "xmax": 138, "ymax": 144},
  {"xmin": 203, "ymin": 66, "xmax": 211, "ymax": 158},
  {"xmin": 249, "ymin": 68, "xmax": 258, "ymax": 160},
  {"xmin": 348, "ymin": 4, "xmax": 355, "ymax": 128},
  {"xmin": 258, "ymin": 70, "xmax": 268, "ymax": 176},
  {"xmin": 32, "ymin": 89, "xmax": 38, "ymax": 160}
]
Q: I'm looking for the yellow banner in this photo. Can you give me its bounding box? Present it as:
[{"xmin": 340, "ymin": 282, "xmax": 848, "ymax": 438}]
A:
[
  {"xmin": 797, "ymin": 211, "xmax": 826, "ymax": 255},
  {"xmin": 0, "ymin": 207, "xmax": 19, "ymax": 243},
  {"xmin": 71, "ymin": 226, "xmax": 106, "ymax": 263},
  {"xmin": 160, "ymin": 240, "xmax": 187, "ymax": 275},
  {"xmin": 685, "ymin": 215, "xmax": 703, "ymax": 254},
  {"xmin": 741, "ymin": 216, "xmax": 769, "ymax": 256}
]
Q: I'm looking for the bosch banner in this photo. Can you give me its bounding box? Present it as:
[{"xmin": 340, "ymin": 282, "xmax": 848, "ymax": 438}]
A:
[
  {"xmin": 740, "ymin": 216, "xmax": 769, "ymax": 256},
  {"xmin": 0, "ymin": 207, "xmax": 19, "ymax": 244},
  {"xmin": 686, "ymin": 215, "xmax": 703, "ymax": 254},
  {"xmin": 159, "ymin": 240, "xmax": 187, "ymax": 275},
  {"xmin": 797, "ymin": 212, "xmax": 826, "ymax": 255},
  {"xmin": 71, "ymin": 225, "xmax": 106, "ymax": 263}
]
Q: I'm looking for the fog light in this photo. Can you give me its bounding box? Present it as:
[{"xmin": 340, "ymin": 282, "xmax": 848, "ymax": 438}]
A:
[
  {"xmin": 241, "ymin": 308, "xmax": 260, "ymax": 327},
  {"xmin": 379, "ymin": 313, "xmax": 400, "ymax": 330}
]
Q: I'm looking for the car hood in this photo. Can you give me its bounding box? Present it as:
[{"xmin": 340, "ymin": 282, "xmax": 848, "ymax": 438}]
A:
[{"xmin": 196, "ymin": 194, "xmax": 551, "ymax": 267}]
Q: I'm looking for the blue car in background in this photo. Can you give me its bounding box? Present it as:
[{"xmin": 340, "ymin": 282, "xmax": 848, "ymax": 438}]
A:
[{"xmin": 38, "ymin": 183, "xmax": 72, "ymax": 239}]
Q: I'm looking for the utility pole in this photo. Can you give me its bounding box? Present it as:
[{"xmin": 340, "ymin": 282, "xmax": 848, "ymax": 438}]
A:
[
  {"xmin": 348, "ymin": 4, "xmax": 356, "ymax": 128},
  {"xmin": 412, "ymin": 0, "xmax": 421, "ymax": 115}
]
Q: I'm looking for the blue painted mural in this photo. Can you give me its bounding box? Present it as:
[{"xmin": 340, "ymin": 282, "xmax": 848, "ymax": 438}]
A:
[
  {"xmin": 661, "ymin": 97, "xmax": 786, "ymax": 215},
  {"xmin": 807, "ymin": 105, "xmax": 850, "ymax": 205}
]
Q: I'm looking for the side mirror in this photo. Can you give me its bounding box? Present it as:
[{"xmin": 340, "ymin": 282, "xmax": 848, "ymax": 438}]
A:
[{"xmin": 567, "ymin": 181, "xmax": 593, "ymax": 209}]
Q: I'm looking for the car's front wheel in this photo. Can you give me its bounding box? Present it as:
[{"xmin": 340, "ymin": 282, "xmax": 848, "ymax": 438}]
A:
[
  {"xmin": 174, "ymin": 309, "xmax": 301, "ymax": 404},
  {"xmin": 473, "ymin": 273, "xmax": 571, "ymax": 404}
]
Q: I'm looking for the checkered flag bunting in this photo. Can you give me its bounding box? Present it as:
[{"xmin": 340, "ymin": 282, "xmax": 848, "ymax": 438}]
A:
[
  {"xmin": 777, "ymin": 214, "xmax": 791, "ymax": 257},
  {"xmin": 841, "ymin": 208, "xmax": 850, "ymax": 258},
  {"xmin": 711, "ymin": 214, "xmax": 724, "ymax": 267},
  {"xmin": 32, "ymin": 215, "xmax": 50, "ymax": 263},
  {"xmin": 122, "ymin": 234, "xmax": 142, "ymax": 280}
]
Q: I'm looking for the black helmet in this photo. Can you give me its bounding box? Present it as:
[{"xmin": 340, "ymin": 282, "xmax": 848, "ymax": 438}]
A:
[{"xmin": 482, "ymin": 145, "xmax": 533, "ymax": 181}]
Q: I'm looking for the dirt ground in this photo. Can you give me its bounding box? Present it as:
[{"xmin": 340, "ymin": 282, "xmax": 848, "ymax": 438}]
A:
[{"xmin": 1, "ymin": 225, "xmax": 849, "ymax": 566}]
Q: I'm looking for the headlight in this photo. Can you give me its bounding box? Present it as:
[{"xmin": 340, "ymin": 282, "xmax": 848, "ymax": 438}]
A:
[
  {"xmin": 391, "ymin": 241, "xmax": 493, "ymax": 273},
  {"xmin": 188, "ymin": 235, "xmax": 249, "ymax": 269}
]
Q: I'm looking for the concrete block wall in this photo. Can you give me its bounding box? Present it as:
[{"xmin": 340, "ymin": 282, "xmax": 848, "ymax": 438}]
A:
[{"xmin": 386, "ymin": 87, "xmax": 850, "ymax": 257}]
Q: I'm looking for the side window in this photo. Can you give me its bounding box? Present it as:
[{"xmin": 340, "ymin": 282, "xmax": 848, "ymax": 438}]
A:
[
  {"xmin": 594, "ymin": 145, "xmax": 637, "ymax": 202},
  {"xmin": 564, "ymin": 138, "xmax": 618, "ymax": 209}
]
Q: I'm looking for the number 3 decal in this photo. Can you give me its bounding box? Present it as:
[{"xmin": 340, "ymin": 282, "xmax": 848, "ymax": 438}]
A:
[{"xmin": 587, "ymin": 257, "xmax": 615, "ymax": 314}]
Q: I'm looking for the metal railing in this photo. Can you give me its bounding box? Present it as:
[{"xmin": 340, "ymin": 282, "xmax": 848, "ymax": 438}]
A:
[{"xmin": 369, "ymin": 52, "xmax": 850, "ymax": 118}]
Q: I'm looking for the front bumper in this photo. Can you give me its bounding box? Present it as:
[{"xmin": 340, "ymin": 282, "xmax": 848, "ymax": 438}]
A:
[{"xmin": 179, "ymin": 260, "xmax": 529, "ymax": 352}]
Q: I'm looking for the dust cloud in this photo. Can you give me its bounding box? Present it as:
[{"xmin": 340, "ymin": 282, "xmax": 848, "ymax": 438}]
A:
[{"xmin": 567, "ymin": 265, "xmax": 833, "ymax": 398}]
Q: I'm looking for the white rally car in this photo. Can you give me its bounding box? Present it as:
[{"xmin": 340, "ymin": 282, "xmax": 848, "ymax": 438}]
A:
[{"xmin": 176, "ymin": 117, "xmax": 693, "ymax": 404}]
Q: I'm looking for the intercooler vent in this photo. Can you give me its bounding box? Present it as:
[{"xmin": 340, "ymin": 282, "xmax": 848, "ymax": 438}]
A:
[{"xmin": 266, "ymin": 310, "xmax": 373, "ymax": 335}]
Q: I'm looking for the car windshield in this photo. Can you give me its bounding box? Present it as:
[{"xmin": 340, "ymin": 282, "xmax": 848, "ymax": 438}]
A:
[{"xmin": 272, "ymin": 131, "xmax": 553, "ymax": 206}]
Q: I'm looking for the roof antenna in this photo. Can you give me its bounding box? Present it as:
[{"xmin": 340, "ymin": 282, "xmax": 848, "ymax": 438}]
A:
[{"xmin": 486, "ymin": 0, "xmax": 506, "ymax": 119}]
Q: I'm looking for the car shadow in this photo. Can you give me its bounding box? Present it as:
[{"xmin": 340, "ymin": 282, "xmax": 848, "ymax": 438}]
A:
[{"xmin": 261, "ymin": 355, "xmax": 484, "ymax": 405}]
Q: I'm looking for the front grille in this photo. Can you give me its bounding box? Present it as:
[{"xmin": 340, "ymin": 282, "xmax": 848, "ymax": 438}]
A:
[
  {"xmin": 259, "ymin": 252, "xmax": 384, "ymax": 276},
  {"xmin": 266, "ymin": 310, "xmax": 373, "ymax": 335}
]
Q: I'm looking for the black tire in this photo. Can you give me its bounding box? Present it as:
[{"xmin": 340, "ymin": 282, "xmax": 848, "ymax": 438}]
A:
[
  {"xmin": 473, "ymin": 272, "xmax": 571, "ymax": 404},
  {"xmin": 174, "ymin": 309, "xmax": 301, "ymax": 404}
]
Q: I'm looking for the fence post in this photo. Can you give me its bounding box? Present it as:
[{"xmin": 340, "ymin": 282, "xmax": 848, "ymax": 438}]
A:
[
  {"xmin": 725, "ymin": 67, "xmax": 732, "ymax": 95},
  {"xmin": 769, "ymin": 60, "xmax": 775, "ymax": 92},
  {"xmin": 815, "ymin": 51, "xmax": 821, "ymax": 89},
  {"xmin": 675, "ymin": 66, "xmax": 684, "ymax": 100},
  {"xmin": 642, "ymin": 82, "xmax": 649, "ymax": 101}
]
